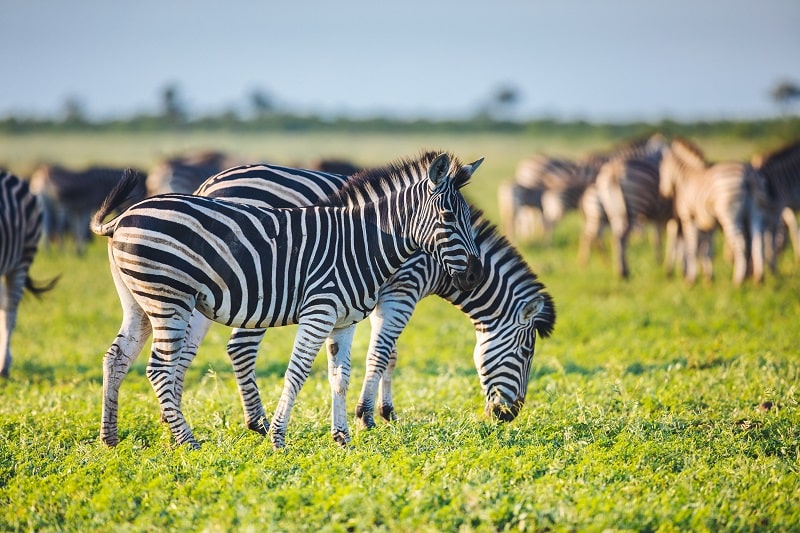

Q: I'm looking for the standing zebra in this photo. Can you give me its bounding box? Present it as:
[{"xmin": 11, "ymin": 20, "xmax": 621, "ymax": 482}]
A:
[
  {"xmin": 154, "ymin": 161, "xmax": 555, "ymax": 435},
  {"xmin": 659, "ymin": 138, "xmax": 768, "ymax": 285},
  {"xmin": 1, "ymin": 171, "xmax": 57, "ymax": 377},
  {"xmin": 29, "ymin": 164, "xmax": 145, "ymax": 255},
  {"xmin": 578, "ymin": 134, "xmax": 671, "ymax": 278},
  {"xmin": 751, "ymin": 140, "xmax": 800, "ymax": 267},
  {"xmin": 92, "ymin": 152, "xmax": 483, "ymax": 449}
]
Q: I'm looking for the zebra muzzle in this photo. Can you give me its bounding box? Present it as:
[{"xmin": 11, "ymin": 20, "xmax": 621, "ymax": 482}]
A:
[
  {"xmin": 485, "ymin": 397, "xmax": 524, "ymax": 422},
  {"xmin": 452, "ymin": 255, "xmax": 483, "ymax": 291}
]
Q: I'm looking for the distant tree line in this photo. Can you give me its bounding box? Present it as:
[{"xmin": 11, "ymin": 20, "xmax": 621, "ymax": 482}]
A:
[{"xmin": 1, "ymin": 80, "xmax": 799, "ymax": 140}]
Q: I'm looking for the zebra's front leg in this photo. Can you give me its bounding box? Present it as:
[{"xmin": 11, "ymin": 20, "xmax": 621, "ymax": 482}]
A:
[
  {"xmin": 356, "ymin": 301, "xmax": 411, "ymax": 428},
  {"xmin": 377, "ymin": 346, "xmax": 399, "ymax": 423},
  {"xmin": 270, "ymin": 320, "xmax": 330, "ymax": 449},
  {"xmin": 227, "ymin": 327, "xmax": 269, "ymax": 435},
  {"xmin": 146, "ymin": 308, "xmax": 198, "ymax": 449},
  {"xmin": 326, "ymin": 325, "xmax": 356, "ymax": 446}
]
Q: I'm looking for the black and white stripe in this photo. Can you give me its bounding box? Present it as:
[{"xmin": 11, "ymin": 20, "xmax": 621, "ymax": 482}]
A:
[
  {"xmin": 177, "ymin": 163, "xmax": 554, "ymax": 431},
  {"xmin": 0, "ymin": 171, "xmax": 56, "ymax": 377},
  {"xmin": 92, "ymin": 152, "xmax": 483, "ymax": 449},
  {"xmin": 659, "ymin": 138, "xmax": 768, "ymax": 285},
  {"xmin": 578, "ymin": 136, "xmax": 671, "ymax": 278},
  {"xmin": 145, "ymin": 151, "xmax": 236, "ymax": 196},
  {"xmin": 751, "ymin": 140, "xmax": 800, "ymax": 267}
]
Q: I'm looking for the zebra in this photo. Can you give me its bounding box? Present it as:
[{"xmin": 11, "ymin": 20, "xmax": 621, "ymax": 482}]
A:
[
  {"xmin": 506, "ymin": 135, "xmax": 663, "ymax": 244},
  {"xmin": 578, "ymin": 135, "xmax": 671, "ymax": 278},
  {"xmin": 659, "ymin": 137, "xmax": 769, "ymax": 286},
  {"xmin": 29, "ymin": 164, "xmax": 146, "ymax": 255},
  {"xmin": 0, "ymin": 170, "xmax": 58, "ymax": 377},
  {"xmin": 91, "ymin": 152, "xmax": 484, "ymax": 449},
  {"xmin": 751, "ymin": 140, "xmax": 800, "ymax": 268},
  {"xmin": 145, "ymin": 150, "xmax": 240, "ymax": 196},
  {"xmin": 167, "ymin": 165, "xmax": 556, "ymax": 432}
]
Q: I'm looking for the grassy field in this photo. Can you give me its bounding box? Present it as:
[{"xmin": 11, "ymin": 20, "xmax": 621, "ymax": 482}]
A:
[{"xmin": 1, "ymin": 131, "xmax": 799, "ymax": 531}]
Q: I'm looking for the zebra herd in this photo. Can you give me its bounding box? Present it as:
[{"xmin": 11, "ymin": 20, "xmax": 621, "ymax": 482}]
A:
[
  {"xmin": 4, "ymin": 136, "xmax": 795, "ymax": 449},
  {"xmin": 502, "ymin": 135, "xmax": 800, "ymax": 286}
]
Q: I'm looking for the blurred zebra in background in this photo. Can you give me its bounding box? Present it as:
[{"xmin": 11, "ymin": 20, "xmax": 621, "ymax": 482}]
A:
[
  {"xmin": 504, "ymin": 135, "xmax": 663, "ymax": 244},
  {"xmin": 578, "ymin": 133, "xmax": 671, "ymax": 278},
  {"xmin": 145, "ymin": 150, "xmax": 242, "ymax": 196},
  {"xmin": 0, "ymin": 170, "xmax": 57, "ymax": 377},
  {"xmin": 29, "ymin": 164, "xmax": 145, "ymax": 255},
  {"xmin": 92, "ymin": 152, "xmax": 484, "ymax": 449},
  {"xmin": 751, "ymin": 140, "xmax": 800, "ymax": 268},
  {"xmin": 659, "ymin": 138, "xmax": 769, "ymax": 286}
]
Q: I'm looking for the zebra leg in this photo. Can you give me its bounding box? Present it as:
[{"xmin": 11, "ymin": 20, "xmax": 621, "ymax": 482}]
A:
[
  {"xmin": 377, "ymin": 346, "xmax": 399, "ymax": 423},
  {"xmin": 101, "ymin": 254, "xmax": 152, "ymax": 446},
  {"xmin": 782, "ymin": 207, "xmax": 800, "ymax": 262},
  {"xmin": 145, "ymin": 307, "xmax": 198, "ymax": 449},
  {"xmin": 608, "ymin": 215, "xmax": 631, "ymax": 279},
  {"xmin": 227, "ymin": 327, "xmax": 269, "ymax": 435},
  {"xmin": 356, "ymin": 298, "xmax": 412, "ymax": 428},
  {"xmin": 169, "ymin": 311, "xmax": 215, "ymax": 424},
  {"xmin": 682, "ymin": 222, "xmax": 700, "ymax": 284},
  {"xmin": 0, "ymin": 279, "xmax": 12, "ymax": 378},
  {"xmin": 326, "ymin": 325, "xmax": 356, "ymax": 446},
  {"xmin": 270, "ymin": 320, "xmax": 331, "ymax": 449}
]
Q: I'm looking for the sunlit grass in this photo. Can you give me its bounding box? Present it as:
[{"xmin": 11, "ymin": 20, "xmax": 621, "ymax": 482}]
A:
[{"xmin": 1, "ymin": 132, "xmax": 798, "ymax": 531}]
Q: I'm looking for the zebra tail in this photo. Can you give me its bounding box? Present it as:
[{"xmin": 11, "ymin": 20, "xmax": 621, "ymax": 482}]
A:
[
  {"xmin": 90, "ymin": 168, "xmax": 143, "ymax": 237},
  {"xmin": 24, "ymin": 274, "xmax": 60, "ymax": 299}
]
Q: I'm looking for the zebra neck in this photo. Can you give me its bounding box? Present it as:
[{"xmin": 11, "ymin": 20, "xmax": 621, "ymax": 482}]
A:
[{"xmin": 354, "ymin": 197, "xmax": 419, "ymax": 280}]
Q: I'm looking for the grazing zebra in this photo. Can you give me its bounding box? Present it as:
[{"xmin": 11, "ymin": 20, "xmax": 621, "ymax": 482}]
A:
[
  {"xmin": 751, "ymin": 140, "xmax": 800, "ymax": 267},
  {"xmin": 578, "ymin": 135, "xmax": 671, "ymax": 278},
  {"xmin": 145, "ymin": 151, "xmax": 239, "ymax": 196},
  {"xmin": 172, "ymin": 165, "xmax": 556, "ymax": 431},
  {"xmin": 659, "ymin": 138, "xmax": 768, "ymax": 285},
  {"xmin": 29, "ymin": 164, "xmax": 145, "ymax": 255},
  {"xmin": 0, "ymin": 171, "xmax": 57, "ymax": 377},
  {"xmin": 92, "ymin": 152, "xmax": 483, "ymax": 449}
]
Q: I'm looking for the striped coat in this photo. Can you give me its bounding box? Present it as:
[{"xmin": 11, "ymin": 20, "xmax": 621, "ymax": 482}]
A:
[
  {"xmin": 659, "ymin": 138, "xmax": 768, "ymax": 285},
  {"xmin": 93, "ymin": 153, "xmax": 483, "ymax": 449},
  {"xmin": 0, "ymin": 171, "xmax": 57, "ymax": 377}
]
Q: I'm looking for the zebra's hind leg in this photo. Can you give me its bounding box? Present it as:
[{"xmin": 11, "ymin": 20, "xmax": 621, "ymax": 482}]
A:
[
  {"xmin": 145, "ymin": 306, "xmax": 198, "ymax": 449},
  {"xmin": 169, "ymin": 311, "xmax": 215, "ymax": 425},
  {"xmin": 326, "ymin": 325, "xmax": 356, "ymax": 446},
  {"xmin": 227, "ymin": 327, "xmax": 269, "ymax": 435},
  {"xmin": 270, "ymin": 319, "xmax": 331, "ymax": 449}
]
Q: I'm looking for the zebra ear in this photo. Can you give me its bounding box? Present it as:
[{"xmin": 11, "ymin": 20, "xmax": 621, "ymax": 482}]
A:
[
  {"xmin": 520, "ymin": 296, "xmax": 545, "ymax": 323},
  {"xmin": 453, "ymin": 157, "xmax": 484, "ymax": 188},
  {"xmin": 463, "ymin": 157, "xmax": 484, "ymax": 176},
  {"xmin": 428, "ymin": 153, "xmax": 452, "ymax": 187}
]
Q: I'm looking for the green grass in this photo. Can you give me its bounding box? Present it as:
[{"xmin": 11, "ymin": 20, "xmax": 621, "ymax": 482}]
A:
[{"xmin": 1, "ymin": 132, "xmax": 799, "ymax": 531}]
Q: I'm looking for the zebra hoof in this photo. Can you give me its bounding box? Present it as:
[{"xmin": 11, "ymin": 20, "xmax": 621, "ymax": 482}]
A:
[
  {"xmin": 332, "ymin": 429, "xmax": 350, "ymax": 447},
  {"xmin": 100, "ymin": 434, "xmax": 119, "ymax": 447},
  {"xmin": 355, "ymin": 403, "xmax": 376, "ymax": 429},
  {"xmin": 247, "ymin": 417, "xmax": 269, "ymax": 436},
  {"xmin": 379, "ymin": 404, "xmax": 397, "ymax": 422}
]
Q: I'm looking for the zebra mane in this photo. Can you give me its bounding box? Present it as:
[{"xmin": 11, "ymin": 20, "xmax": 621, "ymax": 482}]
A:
[
  {"xmin": 671, "ymin": 137, "xmax": 707, "ymax": 168},
  {"xmin": 753, "ymin": 140, "xmax": 800, "ymax": 176},
  {"xmin": 469, "ymin": 207, "xmax": 556, "ymax": 338},
  {"xmin": 322, "ymin": 150, "xmax": 470, "ymax": 206}
]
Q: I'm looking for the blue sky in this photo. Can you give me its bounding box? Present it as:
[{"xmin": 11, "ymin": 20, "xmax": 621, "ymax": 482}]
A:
[{"xmin": 2, "ymin": 1, "xmax": 799, "ymax": 122}]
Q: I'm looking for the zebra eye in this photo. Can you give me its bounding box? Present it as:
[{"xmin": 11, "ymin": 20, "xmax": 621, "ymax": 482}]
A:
[{"xmin": 441, "ymin": 212, "xmax": 457, "ymax": 223}]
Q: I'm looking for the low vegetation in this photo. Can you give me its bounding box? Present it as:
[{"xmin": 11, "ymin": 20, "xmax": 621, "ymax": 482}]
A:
[{"xmin": 1, "ymin": 131, "xmax": 798, "ymax": 531}]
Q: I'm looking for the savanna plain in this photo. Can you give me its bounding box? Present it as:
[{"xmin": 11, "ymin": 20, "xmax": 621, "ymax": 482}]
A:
[{"xmin": 0, "ymin": 131, "xmax": 798, "ymax": 532}]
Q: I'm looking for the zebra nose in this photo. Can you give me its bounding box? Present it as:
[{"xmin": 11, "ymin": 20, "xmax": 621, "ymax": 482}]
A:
[
  {"xmin": 485, "ymin": 397, "xmax": 523, "ymax": 422},
  {"xmin": 454, "ymin": 255, "xmax": 483, "ymax": 291}
]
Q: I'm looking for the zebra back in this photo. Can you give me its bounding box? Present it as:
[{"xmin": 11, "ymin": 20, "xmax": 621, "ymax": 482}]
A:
[{"xmin": 752, "ymin": 140, "xmax": 800, "ymax": 209}]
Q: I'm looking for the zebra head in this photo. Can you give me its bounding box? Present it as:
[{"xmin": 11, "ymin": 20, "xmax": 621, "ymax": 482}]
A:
[
  {"xmin": 474, "ymin": 291, "xmax": 555, "ymax": 422},
  {"xmin": 659, "ymin": 138, "xmax": 707, "ymax": 199},
  {"xmin": 413, "ymin": 153, "xmax": 484, "ymax": 291}
]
